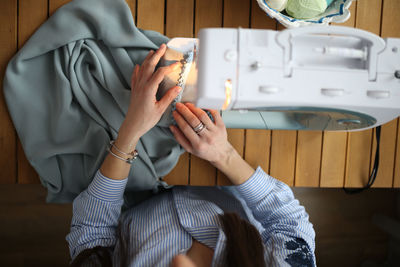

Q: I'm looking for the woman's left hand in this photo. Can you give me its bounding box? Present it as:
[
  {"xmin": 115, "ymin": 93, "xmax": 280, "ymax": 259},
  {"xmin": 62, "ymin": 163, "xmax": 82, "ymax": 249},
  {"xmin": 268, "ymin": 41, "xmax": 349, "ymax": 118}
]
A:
[{"xmin": 116, "ymin": 44, "xmax": 181, "ymax": 151}]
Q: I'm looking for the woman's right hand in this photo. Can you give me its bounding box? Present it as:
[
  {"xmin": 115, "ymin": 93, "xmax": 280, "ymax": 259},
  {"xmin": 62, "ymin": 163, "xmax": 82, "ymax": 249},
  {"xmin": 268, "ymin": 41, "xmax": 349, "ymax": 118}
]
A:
[
  {"xmin": 170, "ymin": 103, "xmax": 255, "ymax": 185},
  {"xmin": 170, "ymin": 102, "xmax": 234, "ymax": 167}
]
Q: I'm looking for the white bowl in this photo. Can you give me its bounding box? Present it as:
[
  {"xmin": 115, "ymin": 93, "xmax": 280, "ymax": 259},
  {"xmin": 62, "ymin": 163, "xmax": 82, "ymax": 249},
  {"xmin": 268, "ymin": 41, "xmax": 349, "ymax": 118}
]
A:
[{"xmin": 256, "ymin": 0, "xmax": 354, "ymax": 28}]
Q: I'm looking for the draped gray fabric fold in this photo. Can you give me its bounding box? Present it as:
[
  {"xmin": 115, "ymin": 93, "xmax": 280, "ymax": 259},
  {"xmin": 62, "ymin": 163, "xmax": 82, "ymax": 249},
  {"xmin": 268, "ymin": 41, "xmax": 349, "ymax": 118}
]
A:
[{"xmin": 3, "ymin": 0, "xmax": 184, "ymax": 203}]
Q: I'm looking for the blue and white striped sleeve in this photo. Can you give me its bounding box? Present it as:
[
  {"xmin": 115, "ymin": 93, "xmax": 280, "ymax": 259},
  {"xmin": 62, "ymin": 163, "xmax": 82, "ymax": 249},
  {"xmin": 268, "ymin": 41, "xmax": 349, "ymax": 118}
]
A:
[
  {"xmin": 66, "ymin": 170, "xmax": 128, "ymax": 260},
  {"xmin": 236, "ymin": 167, "xmax": 316, "ymax": 267}
]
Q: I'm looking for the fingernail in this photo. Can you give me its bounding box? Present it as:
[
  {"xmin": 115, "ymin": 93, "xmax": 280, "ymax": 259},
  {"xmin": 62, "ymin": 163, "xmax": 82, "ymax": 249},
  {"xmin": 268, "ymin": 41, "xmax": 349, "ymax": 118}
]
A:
[{"xmin": 176, "ymin": 86, "xmax": 182, "ymax": 92}]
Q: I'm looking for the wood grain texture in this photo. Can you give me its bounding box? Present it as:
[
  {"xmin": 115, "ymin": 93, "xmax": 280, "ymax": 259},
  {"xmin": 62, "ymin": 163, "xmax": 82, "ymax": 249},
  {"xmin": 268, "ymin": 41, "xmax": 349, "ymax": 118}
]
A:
[
  {"xmin": 250, "ymin": 0, "xmax": 276, "ymax": 29},
  {"xmin": 189, "ymin": 0, "xmax": 225, "ymax": 186},
  {"xmin": 270, "ymin": 130, "xmax": 297, "ymax": 186},
  {"xmin": 370, "ymin": 120, "xmax": 397, "ymax": 188},
  {"xmin": 163, "ymin": 0, "xmax": 194, "ymax": 186},
  {"xmin": 137, "ymin": 0, "xmax": 164, "ymax": 33},
  {"xmin": 246, "ymin": 0, "xmax": 274, "ymax": 179},
  {"xmin": 344, "ymin": 130, "xmax": 372, "ymax": 188},
  {"xmin": 0, "ymin": 0, "xmax": 17, "ymax": 184},
  {"xmin": 319, "ymin": 0, "xmax": 360, "ymax": 189},
  {"xmin": 394, "ymin": 119, "xmax": 400, "ymax": 188},
  {"xmin": 49, "ymin": 0, "xmax": 72, "ymax": 15},
  {"xmin": 355, "ymin": 0, "xmax": 382, "ymax": 34},
  {"xmin": 166, "ymin": 0, "xmax": 194, "ymax": 38},
  {"xmin": 163, "ymin": 153, "xmax": 190, "ymax": 185},
  {"xmin": 125, "ymin": 0, "xmax": 137, "ymax": 21},
  {"xmin": 344, "ymin": 0, "xmax": 383, "ymax": 188},
  {"xmin": 215, "ymin": 0, "xmax": 250, "ymax": 185},
  {"xmin": 376, "ymin": 0, "xmax": 400, "ymax": 187},
  {"xmin": 194, "ymin": 0, "xmax": 223, "ymax": 37},
  {"xmin": 16, "ymin": 0, "xmax": 48, "ymax": 184},
  {"xmin": 245, "ymin": 129, "xmax": 271, "ymax": 172},
  {"xmin": 320, "ymin": 132, "xmax": 347, "ymax": 187},
  {"xmin": 295, "ymin": 131, "xmax": 322, "ymax": 187},
  {"xmin": 271, "ymin": 20, "xmax": 299, "ymax": 186},
  {"xmin": 320, "ymin": 0, "xmax": 357, "ymax": 188},
  {"xmin": 217, "ymin": 129, "xmax": 245, "ymax": 185},
  {"xmin": 223, "ymin": 0, "xmax": 250, "ymax": 28}
]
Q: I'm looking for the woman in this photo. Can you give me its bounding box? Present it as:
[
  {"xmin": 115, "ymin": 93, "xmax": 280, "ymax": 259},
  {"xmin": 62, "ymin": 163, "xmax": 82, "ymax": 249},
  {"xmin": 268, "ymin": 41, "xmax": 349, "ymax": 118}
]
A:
[{"xmin": 66, "ymin": 44, "xmax": 316, "ymax": 267}]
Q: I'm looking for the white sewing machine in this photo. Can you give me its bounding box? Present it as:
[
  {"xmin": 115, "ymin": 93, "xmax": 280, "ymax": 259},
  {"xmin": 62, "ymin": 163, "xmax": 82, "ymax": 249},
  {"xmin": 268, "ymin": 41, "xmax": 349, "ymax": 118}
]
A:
[{"xmin": 165, "ymin": 26, "xmax": 400, "ymax": 131}]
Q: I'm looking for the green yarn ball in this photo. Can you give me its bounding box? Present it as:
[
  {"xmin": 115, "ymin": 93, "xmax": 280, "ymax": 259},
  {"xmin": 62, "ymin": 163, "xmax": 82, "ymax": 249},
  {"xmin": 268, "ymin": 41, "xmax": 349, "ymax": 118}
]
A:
[{"xmin": 286, "ymin": 0, "xmax": 328, "ymax": 19}]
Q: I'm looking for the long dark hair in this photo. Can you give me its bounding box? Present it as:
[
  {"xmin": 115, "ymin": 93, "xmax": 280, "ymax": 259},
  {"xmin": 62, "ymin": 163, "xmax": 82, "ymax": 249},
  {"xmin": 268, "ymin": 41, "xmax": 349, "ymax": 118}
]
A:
[{"xmin": 70, "ymin": 212, "xmax": 265, "ymax": 266}]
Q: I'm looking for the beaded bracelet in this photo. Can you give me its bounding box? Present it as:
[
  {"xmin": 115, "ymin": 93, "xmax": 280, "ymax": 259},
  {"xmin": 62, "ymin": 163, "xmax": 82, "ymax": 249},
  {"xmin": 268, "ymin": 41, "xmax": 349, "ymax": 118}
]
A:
[{"xmin": 107, "ymin": 140, "xmax": 138, "ymax": 164}]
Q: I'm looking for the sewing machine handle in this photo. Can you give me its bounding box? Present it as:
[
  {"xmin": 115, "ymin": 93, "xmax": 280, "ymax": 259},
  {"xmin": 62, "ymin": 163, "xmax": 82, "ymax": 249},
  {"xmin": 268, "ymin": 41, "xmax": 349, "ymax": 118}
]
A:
[{"xmin": 276, "ymin": 26, "xmax": 386, "ymax": 81}]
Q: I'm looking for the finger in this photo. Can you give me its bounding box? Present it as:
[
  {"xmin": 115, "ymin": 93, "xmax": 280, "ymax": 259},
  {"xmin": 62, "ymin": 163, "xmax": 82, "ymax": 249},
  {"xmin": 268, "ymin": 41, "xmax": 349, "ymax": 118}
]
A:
[
  {"xmin": 157, "ymin": 86, "xmax": 182, "ymax": 113},
  {"xmin": 208, "ymin": 109, "xmax": 224, "ymax": 128},
  {"xmin": 130, "ymin": 65, "xmax": 140, "ymax": 90},
  {"xmin": 175, "ymin": 102, "xmax": 203, "ymax": 129},
  {"xmin": 138, "ymin": 50, "xmax": 154, "ymax": 82},
  {"xmin": 172, "ymin": 110, "xmax": 199, "ymax": 143},
  {"xmin": 141, "ymin": 44, "xmax": 167, "ymax": 82},
  {"xmin": 185, "ymin": 103, "xmax": 216, "ymax": 131},
  {"xmin": 169, "ymin": 125, "xmax": 193, "ymax": 153},
  {"xmin": 147, "ymin": 62, "xmax": 180, "ymax": 91}
]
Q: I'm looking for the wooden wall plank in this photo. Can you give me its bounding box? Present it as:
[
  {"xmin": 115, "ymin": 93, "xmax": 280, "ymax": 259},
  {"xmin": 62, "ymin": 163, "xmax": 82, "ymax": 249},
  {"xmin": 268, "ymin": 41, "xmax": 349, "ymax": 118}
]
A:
[
  {"xmin": 223, "ymin": 0, "xmax": 251, "ymax": 27},
  {"xmin": 194, "ymin": 0, "xmax": 223, "ymax": 37},
  {"xmin": 125, "ymin": 0, "xmax": 137, "ymax": 21},
  {"xmin": 215, "ymin": 0, "xmax": 251, "ymax": 185},
  {"xmin": 270, "ymin": 130, "xmax": 297, "ymax": 186},
  {"xmin": 344, "ymin": 0, "xmax": 383, "ymax": 188},
  {"xmin": 344, "ymin": 130, "xmax": 372, "ymax": 187},
  {"xmin": 245, "ymin": 129, "xmax": 271, "ymax": 172},
  {"xmin": 137, "ymin": 0, "xmax": 164, "ymax": 33},
  {"xmin": 49, "ymin": 0, "xmax": 71, "ymax": 16},
  {"xmin": 0, "ymin": 0, "xmax": 17, "ymax": 184},
  {"xmin": 394, "ymin": 119, "xmax": 400, "ymax": 188},
  {"xmin": 189, "ymin": 0, "xmax": 223, "ymax": 186},
  {"xmin": 370, "ymin": 120, "xmax": 398, "ymax": 188},
  {"xmin": 243, "ymin": 0, "xmax": 275, "ymax": 178},
  {"xmin": 163, "ymin": 0, "xmax": 194, "ymax": 185},
  {"xmin": 16, "ymin": 0, "xmax": 48, "ymax": 184},
  {"xmin": 166, "ymin": 0, "xmax": 194, "ymax": 38},
  {"xmin": 319, "ymin": 1, "xmax": 358, "ymax": 188},
  {"xmin": 295, "ymin": 131, "xmax": 322, "ymax": 187},
  {"xmin": 320, "ymin": 132, "xmax": 347, "ymax": 187},
  {"xmin": 271, "ymin": 10, "xmax": 298, "ymax": 186},
  {"xmin": 372, "ymin": 0, "xmax": 400, "ymax": 188},
  {"xmin": 250, "ymin": 0, "xmax": 276, "ymax": 29}
]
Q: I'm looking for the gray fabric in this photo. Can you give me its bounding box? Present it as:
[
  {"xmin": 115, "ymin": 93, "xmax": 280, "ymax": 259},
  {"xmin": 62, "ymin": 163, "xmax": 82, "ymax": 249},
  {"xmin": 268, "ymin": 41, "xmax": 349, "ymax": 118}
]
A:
[{"xmin": 3, "ymin": 0, "xmax": 184, "ymax": 203}]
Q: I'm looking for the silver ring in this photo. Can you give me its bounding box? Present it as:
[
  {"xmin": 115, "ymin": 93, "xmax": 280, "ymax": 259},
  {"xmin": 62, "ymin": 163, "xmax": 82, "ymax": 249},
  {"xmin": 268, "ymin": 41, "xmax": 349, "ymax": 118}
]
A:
[{"xmin": 193, "ymin": 122, "xmax": 206, "ymax": 134}]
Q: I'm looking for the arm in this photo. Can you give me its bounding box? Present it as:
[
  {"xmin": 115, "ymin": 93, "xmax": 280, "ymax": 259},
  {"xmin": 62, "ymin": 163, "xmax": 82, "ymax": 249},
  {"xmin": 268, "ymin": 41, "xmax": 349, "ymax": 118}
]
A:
[
  {"xmin": 235, "ymin": 167, "xmax": 315, "ymax": 266},
  {"xmin": 66, "ymin": 43, "xmax": 181, "ymax": 260},
  {"xmin": 170, "ymin": 103, "xmax": 315, "ymax": 266}
]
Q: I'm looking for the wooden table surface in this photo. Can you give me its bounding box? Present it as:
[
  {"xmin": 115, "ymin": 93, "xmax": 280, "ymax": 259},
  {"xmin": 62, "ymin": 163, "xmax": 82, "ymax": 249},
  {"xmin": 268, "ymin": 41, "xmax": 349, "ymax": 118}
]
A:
[{"xmin": 0, "ymin": 0, "xmax": 399, "ymax": 188}]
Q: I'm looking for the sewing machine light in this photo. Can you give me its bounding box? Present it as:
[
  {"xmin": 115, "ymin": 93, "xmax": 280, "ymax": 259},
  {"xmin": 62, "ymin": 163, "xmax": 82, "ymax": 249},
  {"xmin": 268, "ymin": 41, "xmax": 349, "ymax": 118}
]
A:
[{"xmin": 222, "ymin": 79, "xmax": 232, "ymax": 110}]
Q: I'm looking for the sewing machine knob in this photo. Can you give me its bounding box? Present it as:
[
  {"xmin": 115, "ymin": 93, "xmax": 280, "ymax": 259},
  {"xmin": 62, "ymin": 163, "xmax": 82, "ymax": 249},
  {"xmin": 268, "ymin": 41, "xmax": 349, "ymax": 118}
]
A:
[
  {"xmin": 321, "ymin": 88, "xmax": 344, "ymax": 97},
  {"xmin": 224, "ymin": 50, "xmax": 237, "ymax": 62},
  {"xmin": 251, "ymin": 61, "xmax": 262, "ymax": 70},
  {"xmin": 367, "ymin": 90, "xmax": 390, "ymax": 99},
  {"xmin": 259, "ymin": 86, "xmax": 281, "ymax": 94}
]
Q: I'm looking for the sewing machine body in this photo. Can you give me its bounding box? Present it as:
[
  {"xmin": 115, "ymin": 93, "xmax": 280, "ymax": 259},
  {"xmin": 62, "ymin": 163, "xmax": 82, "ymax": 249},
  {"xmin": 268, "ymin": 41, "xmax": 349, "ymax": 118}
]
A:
[{"xmin": 168, "ymin": 26, "xmax": 400, "ymax": 131}]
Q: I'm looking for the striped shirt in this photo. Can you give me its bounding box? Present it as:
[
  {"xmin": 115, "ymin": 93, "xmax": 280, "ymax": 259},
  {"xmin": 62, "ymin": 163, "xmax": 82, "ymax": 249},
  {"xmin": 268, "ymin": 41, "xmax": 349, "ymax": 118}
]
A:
[{"xmin": 66, "ymin": 167, "xmax": 316, "ymax": 266}]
